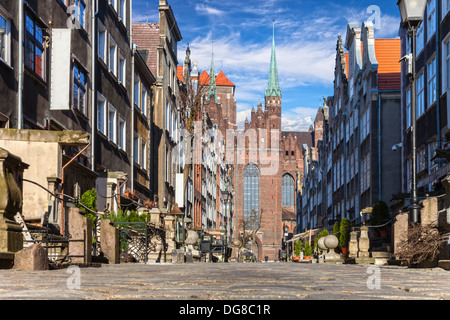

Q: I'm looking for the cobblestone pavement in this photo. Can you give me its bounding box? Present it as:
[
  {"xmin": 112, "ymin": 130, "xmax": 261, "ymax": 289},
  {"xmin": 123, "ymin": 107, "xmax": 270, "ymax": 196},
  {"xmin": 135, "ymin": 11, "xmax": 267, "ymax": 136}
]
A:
[{"xmin": 0, "ymin": 262, "xmax": 449, "ymax": 300}]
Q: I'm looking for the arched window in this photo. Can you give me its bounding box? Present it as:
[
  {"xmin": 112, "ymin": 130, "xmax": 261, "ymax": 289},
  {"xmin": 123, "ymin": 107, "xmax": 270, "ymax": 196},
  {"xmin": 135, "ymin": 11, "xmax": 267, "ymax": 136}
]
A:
[
  {"xmin": 282, "ymin": 174, "xmax": 295, "ymax": 207},
  {"xmin": 243, "ymin": 164, "xmax": 259, "ymax": 223}
]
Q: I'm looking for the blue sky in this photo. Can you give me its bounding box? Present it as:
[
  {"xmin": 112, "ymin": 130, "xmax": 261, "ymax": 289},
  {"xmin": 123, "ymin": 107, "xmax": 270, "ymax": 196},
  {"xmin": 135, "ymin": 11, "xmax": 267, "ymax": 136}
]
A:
[{"xmin": 132, "ymin": 0, "xmax": 402, "ymax": 131}]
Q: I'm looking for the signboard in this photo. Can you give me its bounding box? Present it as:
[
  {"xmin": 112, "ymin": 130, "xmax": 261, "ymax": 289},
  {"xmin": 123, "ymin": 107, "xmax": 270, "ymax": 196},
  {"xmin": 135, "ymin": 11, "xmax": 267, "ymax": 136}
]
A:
[{"xmin": 50, "ymin": 29, "xmax": 71, "ymax": 110}]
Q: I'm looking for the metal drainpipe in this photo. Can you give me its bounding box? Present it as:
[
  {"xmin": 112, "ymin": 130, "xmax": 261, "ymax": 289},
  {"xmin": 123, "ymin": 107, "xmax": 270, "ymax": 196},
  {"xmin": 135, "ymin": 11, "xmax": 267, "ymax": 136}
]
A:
[
  {"xmin": 17, "ymin": 0, "xmax": 24, "ymax": 129},
  {"xmin": 131, "ymin": 45, "xmax": 136, "ymax": 192},
  {"xmin": 436, "ymin": 5, "xmax": 442, "ymax": 156},
  {"xmin": 91, "ymin": 0, "xmax": 97, "ymax": 172}
]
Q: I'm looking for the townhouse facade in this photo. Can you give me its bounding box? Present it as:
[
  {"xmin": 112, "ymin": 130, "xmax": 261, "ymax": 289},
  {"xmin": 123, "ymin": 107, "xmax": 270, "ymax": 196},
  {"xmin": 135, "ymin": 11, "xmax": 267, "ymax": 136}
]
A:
[
  {"xmin": 301, "ymin": 21, "xmax": 403, "ymax": 231},
  {"xmin": 0, "ymin": 0, "xmax": 157, "ymax": 228},
  {"xmin": 399, "ymin": 0, "xmax": 450, "ymax": 200}
]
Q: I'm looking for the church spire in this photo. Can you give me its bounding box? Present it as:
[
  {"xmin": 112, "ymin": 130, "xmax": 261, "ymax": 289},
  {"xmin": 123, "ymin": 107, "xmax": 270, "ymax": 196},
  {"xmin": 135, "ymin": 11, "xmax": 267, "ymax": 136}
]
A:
[
  {"xmin": 265, "ymin": 20, "xmax": 282, "ymax": 98},
  {"xmin": 207, "ymin": 40, "xmax": 217, "ymax": 103}
]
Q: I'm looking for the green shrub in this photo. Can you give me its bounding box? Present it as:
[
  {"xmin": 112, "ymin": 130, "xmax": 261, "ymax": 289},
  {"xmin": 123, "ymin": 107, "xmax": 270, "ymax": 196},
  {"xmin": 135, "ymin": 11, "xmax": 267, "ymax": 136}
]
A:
[
  {"xmin": 302, "ymin": 241, "xmax": 313, "ymax": 256},
  {"xmin": 78, "ymin": 188, "xmax": 98, "ymax": 229},
  {"xmin": 371, "ymin": 201, "xmax": 391, "ymax": 230},
  {"xmin": 294, "ymin": 241, "xmax": 302, "ymax": 257},
  {"xmin": 339, "ymin": 217, "xmax": 351, "ymax": 248},
  {"xmin": 333, "ymin": 221, "xmax": 340, "ymax": 235}
]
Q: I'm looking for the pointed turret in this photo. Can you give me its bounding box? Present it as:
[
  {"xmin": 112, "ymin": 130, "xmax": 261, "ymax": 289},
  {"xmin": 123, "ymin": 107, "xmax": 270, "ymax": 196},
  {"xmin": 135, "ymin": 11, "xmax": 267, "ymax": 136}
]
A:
[
  {"xmin": 207, "ymin": 41, "xmax": 217, "ymax": 104},
  {"xmin": 265, "ymin": 21, "xmax": 282, "ymax": 98}
]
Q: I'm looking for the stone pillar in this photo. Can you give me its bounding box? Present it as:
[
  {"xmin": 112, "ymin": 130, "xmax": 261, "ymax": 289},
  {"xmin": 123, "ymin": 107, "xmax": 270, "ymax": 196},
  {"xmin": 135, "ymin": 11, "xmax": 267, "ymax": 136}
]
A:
[
  {"xmin": 439, "ymin": 175, "xmax": 450, "ymax": 260},
  {"xmin": 392, "ymin": 212, "xmax": 409, "ymax": 258},
  {"xmin": 0, "ymin": 148, "xmax": 29, "ymax": 269},
  {"xmin": 67, "ymin": 208, "xmax": 92, "ymax": 263},
  {"xmin": 420, "ymin": 197, "xmax": 439, "ymax": 228},
  {"xmin": 106, "ymin": 182, "xmax": 117, "ymax": 213},
  {"xmin": 358, "ymin": 226, "xmax": 370, "ymax": 259},
  {"xmin": 349, "ymin": 230, "xmax": 359, "ymax": 259},
  {"xmin": 100, "ymin": 219, "xmax": 119, "ymax": 264},
  {"xmin": 44, "ymin": 177, "xmax": 61, "ymax": 226},
  {"xmin": 164, "ymin": 215, "xmax": 176, "ymax": 262}
]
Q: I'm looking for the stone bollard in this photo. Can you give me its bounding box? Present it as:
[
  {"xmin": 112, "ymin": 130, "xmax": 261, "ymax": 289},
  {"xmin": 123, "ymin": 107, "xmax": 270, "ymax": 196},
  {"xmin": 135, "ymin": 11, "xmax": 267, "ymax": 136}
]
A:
[
  {"xmin": 349, "ymin": 230, "xmax": 359, "ymax": 259},
  {"xmin": 0, "ymin": 148, "xmax": 29, "ymax": 269},
  {"xmin": 358, "ymin": 226, "xmax": 370, "ymax": 258},
  {"xmin": 13, "ymin": 243, "xmax": 49, "ymax": 271},
  {"xmin": 100, "ymin": 219, "xmax": 120, "ymax": 264},
  {"xmin": 67, "ymin": 208, "xmax": 92, "ymax": 263}
]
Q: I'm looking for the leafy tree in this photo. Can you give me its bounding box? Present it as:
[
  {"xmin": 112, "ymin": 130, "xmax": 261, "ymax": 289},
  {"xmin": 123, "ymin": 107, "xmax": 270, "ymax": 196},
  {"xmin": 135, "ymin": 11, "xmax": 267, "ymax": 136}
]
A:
[
  {"xmin": 78, "ymin": 188, "xmax": 98, "ymax": 230},
  {"xmin": 302, "ymin": 241, "xmax": 313, "ymax": 257},
  {"xmin": 333, "ymin": 221, "xmax": 340, "ymax": 235}
]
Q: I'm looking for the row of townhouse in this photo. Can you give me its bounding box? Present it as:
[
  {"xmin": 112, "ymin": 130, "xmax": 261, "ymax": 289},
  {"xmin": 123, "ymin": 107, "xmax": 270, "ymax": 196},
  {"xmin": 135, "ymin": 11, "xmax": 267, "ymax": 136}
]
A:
[
  {"xmin": 0, "ymin": 0, "xmax": 190, "ymax": 236},
  {"xmin": 399, "ymin": 0, "xmax": 450, "ymax": 199},
  {"xmin": 301, "ymin": 21, "xmax": 403, "ymax": 231}
]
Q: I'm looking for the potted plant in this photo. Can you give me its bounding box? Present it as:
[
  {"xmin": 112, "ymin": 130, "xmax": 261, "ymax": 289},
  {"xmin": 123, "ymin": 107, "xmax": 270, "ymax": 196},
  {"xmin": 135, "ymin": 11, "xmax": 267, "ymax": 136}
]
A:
[
  {"xmin": 302, "ymin": 241, "xmax": 313, "ymax": 259},
  {"xmin": 339, "ymin": 217, "xmax": 350, "ymax": 255},
  {"xmin": 293, "ymin": 241, "xmax": 302, "ymax": 262}
]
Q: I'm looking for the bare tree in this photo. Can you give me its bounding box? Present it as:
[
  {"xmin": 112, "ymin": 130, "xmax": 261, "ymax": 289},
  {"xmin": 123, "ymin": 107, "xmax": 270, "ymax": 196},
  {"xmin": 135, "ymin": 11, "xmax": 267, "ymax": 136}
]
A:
[
  {"xmin": 235, "ymin": 209, "xmax": 264, "ymax": 262},
  {"xmin": 393, "ymin": 223, "xmax": 444, "ymax": 265}
]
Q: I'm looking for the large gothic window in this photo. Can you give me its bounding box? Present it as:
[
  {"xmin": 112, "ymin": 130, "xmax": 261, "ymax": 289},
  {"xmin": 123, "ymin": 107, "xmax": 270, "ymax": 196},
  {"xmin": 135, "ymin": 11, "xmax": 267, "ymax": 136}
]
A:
[
  {"xmin": 243, "ymin": 164, "xmax": 259, "ymax": 222},
  {"xmin": 282, "ymin": 174, "xmax": 295, "ymax": 207}
]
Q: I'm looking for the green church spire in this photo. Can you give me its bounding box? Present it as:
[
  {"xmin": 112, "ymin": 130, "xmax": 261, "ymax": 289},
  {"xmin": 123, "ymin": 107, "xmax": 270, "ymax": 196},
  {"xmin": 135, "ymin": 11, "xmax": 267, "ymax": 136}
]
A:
[
  {"xmin": 265, "ymin": 21, "xmax": 282, "ymax": 98},
  {"xmin": 207, "ymin": 40, "xmax": 217, "ymax": 103}
]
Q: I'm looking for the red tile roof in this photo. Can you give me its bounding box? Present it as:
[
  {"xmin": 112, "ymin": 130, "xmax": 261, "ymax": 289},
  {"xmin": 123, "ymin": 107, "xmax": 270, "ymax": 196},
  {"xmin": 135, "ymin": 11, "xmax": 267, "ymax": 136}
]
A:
[
  {"xmin": 375, "ymin": 39, "xmax": 401, "ymax": 90},
  {"xmin": 198, "ymin": 70, "xmax": 235, "ymax": 87},
  {"xmin": 177, "ymin": 65, "xmax": 184, "ymax": 82}
]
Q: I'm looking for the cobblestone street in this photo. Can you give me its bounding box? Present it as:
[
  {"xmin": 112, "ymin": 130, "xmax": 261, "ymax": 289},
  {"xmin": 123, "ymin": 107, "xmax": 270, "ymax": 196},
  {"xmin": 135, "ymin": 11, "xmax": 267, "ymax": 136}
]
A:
[{"xmin": 0, "ymin": 262, "xmax": 449, "ymax": 301}]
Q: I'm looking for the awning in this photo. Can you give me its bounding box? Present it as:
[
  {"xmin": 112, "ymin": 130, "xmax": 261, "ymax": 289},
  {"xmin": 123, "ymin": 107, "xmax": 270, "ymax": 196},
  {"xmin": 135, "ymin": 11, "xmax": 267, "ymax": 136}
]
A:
[{"xmin": 287, "ymin": 229, "xmax": 321, "ymax": 243}]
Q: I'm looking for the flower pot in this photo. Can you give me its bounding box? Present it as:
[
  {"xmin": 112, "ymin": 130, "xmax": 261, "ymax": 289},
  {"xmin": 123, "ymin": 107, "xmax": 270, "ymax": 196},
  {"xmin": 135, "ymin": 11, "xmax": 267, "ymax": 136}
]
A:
[
  {"xmin": 372, "ymin": 231, "xmax": 380, "ymax": 239},
  {"xmin": 380, "ymin": 230, "xmax": 388, "ymax": 238},
  {"xmin": 293, "ymin": 256, "xmax": 300, "ymax": 262},
  {"xmin": 304, "ymin": 256, "xmax": 312, "ymax": 260},
  {"xmin": 341, "ymin": 247, "xmax": 348, "ymax": 255}
]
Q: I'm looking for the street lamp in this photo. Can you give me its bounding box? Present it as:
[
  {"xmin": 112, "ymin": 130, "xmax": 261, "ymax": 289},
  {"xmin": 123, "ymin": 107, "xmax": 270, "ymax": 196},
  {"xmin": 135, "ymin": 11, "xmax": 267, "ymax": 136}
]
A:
[
  {"xmin": 397, "ymin": 0, "xmax": 427, "ymax": 224},
  {"xmin": 221, "ymin": 186, "xmax": 231, "ymax": 262}
]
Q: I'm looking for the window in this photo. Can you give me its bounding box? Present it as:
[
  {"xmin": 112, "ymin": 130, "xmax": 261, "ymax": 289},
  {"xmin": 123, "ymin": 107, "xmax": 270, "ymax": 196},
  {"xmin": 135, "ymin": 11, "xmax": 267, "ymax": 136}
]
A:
[
  {"xmin": 406, "ymin": 87, "xmax": 412, "ymax": 129},
  {"xmin": 282, "ymin": 174, "xmax": 295, "ymax": 207},
  {"xmin": 417, "ymin": 72, "xmax": 425, "ymax": 117},
  {"xmin": 134, "ymin": 132, "xmax": 140, "ymax": 164},
  {"xmin": 118, "ymin": 116, "xmax": 126, "ymax": 151},
  {"xmin": 416, "ymin": 23, "xmax": 424, "ymax": 56},
  {"xmin": 141, "ymin": 86, "xmax": 148, "ymax": 117},
  {"xmin": 444, "ymin": 0, "xmax": 450, "ymax": 18},
  {"xmin": 119, "ymin": 0, "xmax": 126, "ymax": 23},
  {"xmin": 444, "ymin": 38, "xmax": 450, "ymax": 91},
  {"xmin": 417, "ymin": 148, "xmax": 427, "ymax": 173},
  {"xmin": 166, "ymin": 103, "xmax": 170, "ymax": 131},
  {"xmin": 141, "ymin": 139, "xmax": 147, "ymax": 169},
  {"xmin": 109, "ymin": 37, "xmax": 117, "ymax": 75},
  {"xmin": 427, "ymin": 0, "xmax": 436, "ymax": 41},
  {"xmin": 243, "ymin": 164, "xmax": 259, "ymax": 227},
  {"xmin": 428, "ymin": 140, "xmax": 438, "ymax": 173},
  {"xmin": 97, "ymin": 93, "xmax": 106, "ymax": 135},
  {"xmin": 73, "ymin": 64, "xmax": 87, "ymax": 115},
  {"xmin": 74, "ymin": 0, "xmax": 86, "ymax": 29},
  {"xmin": 25, "ymin": 13, "xmax": 45, "ymax": 78},
  {"xmin": 119, "ymin": 51, "xmax": 126, "ymax": 85},
  {"xmin": 360, "ymin": 107, "xmax": 370, "ymax": 141},
  {"xmin": 428, "ymin": 57, "xmax": 436, "ymax": 107},
  {"xmin": 98, "ymin": 20, "xmax": 107, "ymax": 62},
  {"xmin": 108, "ymin": 104, "xmax": 117, "ymax": 143},
  {"xmin": 0, "ymin": 13, "xmax": 11, "ymax": 65},
  {"xmin": 406, "ymin": 158, "xmax": 412, "ymax": 193},
  {"xmin": 134, "ymin": 73, "xmax": 140, "ymax": 107}
]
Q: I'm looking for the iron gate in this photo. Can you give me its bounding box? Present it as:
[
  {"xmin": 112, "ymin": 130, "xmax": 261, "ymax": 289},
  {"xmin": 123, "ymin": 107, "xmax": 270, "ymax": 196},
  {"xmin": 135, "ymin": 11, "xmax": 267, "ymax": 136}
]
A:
[{"xmin": 113, "ymin": 222, "xmax": 166, "ymax": 263}]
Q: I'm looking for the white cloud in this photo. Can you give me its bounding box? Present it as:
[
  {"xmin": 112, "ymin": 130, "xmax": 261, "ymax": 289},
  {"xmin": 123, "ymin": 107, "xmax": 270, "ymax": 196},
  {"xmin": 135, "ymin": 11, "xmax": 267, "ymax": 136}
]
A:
[{"xmin": 195, "ymin": 4, "xmax": 225, "ymax": 17}]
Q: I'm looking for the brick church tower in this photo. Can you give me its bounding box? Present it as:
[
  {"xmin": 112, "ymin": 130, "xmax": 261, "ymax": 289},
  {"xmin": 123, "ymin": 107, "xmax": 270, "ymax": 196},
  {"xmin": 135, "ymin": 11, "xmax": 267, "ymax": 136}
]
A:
[{"xmin": 235, "ymin": 24, "xmax": 285, "ymax": 261}]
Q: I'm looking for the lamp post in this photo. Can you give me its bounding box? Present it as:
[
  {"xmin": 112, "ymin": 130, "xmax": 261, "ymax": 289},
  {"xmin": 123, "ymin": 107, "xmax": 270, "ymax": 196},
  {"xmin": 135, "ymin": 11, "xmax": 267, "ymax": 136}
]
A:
[
  {"xmin": 221, "ymin": 185, "xmax": 231, "ymax": 262},
  {"xmin": 397, "ymin": 0, "xmax": 427, "ymax": 224}
]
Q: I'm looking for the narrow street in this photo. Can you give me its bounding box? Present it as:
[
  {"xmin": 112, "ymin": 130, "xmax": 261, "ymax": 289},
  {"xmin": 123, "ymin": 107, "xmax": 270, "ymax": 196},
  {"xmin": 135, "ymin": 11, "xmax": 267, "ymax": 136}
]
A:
[{"xmin": 0, "ymin": 262, "xmax": 448, "ymax": 300}]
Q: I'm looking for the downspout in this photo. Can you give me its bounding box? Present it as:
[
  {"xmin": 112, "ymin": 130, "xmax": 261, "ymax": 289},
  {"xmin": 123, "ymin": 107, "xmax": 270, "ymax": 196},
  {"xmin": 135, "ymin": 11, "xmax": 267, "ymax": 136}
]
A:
[
  {"xmin": 131, "ymin": 45, "xmax": 135, "ymax": 192},
  {"xmin": 130, "ymin": 0, "xmax": 135, "ymax": 193},
  {"xmin": 17, "ymin": 0, "xmax": 24, "ymax": 129},
  {"xmin": 436, "ymin": 5, "xmax": 442, "ymax": 155},
  {"xmin": 91, "ymin": 0, "xmax": 97, "ymax": 172}
]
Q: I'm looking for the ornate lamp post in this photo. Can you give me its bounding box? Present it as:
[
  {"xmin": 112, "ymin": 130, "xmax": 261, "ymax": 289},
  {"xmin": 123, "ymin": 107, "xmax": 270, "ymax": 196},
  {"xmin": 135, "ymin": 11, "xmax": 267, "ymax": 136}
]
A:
[
  {"xmin": 221, "ymin": 185, "xmax": 231, "ymax": 262},
  {"xmin": 397, "ymin": 0, "xmax": 427, "ymax": 224}
]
